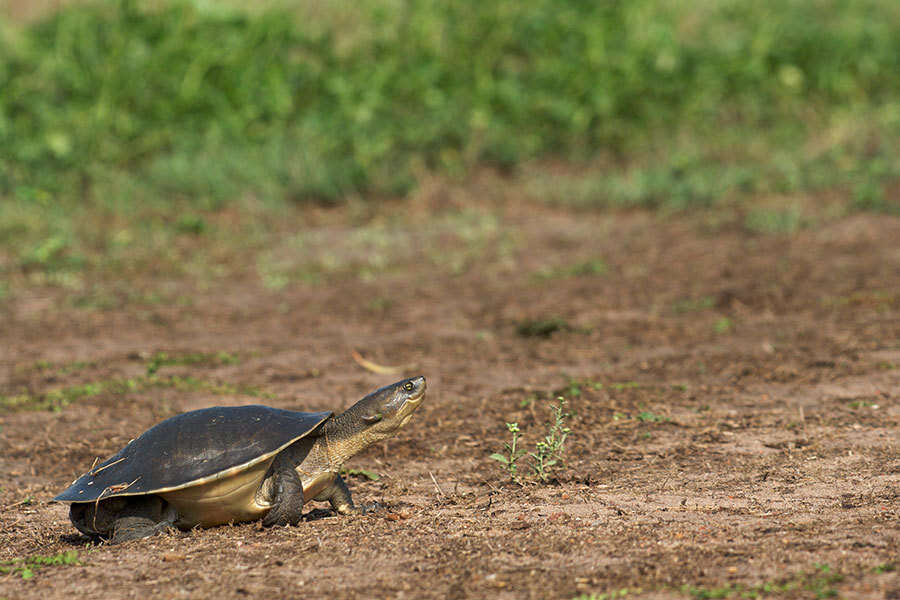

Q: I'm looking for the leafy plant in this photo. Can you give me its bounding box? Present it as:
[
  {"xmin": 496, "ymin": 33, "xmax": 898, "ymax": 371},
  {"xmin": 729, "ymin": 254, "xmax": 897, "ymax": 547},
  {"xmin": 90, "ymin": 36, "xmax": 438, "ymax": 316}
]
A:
[{"xmin": 490, "ymin": 423, "xmax": 526, "ymax": 483}]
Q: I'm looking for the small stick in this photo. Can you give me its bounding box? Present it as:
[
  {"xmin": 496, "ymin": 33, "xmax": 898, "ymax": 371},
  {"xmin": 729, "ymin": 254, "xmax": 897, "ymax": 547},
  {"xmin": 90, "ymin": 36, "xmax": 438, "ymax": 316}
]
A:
[
  {"xmin": 89, "ymin": 456, "xmax": 126, "ymax": 476},
  {"xmin": 429, "ymin": 471, "xmax": 445, "ymax": 497},
  {"xmin": 1, "ymin": 499, "xmax": 32, "ymax": 512}
]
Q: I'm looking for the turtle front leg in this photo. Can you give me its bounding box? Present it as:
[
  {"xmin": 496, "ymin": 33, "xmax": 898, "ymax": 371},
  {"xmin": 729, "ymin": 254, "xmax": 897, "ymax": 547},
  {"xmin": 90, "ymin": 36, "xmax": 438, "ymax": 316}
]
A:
[{"xmin": 262, "ymin": 457, "xmax": 305, "ymax": 527}]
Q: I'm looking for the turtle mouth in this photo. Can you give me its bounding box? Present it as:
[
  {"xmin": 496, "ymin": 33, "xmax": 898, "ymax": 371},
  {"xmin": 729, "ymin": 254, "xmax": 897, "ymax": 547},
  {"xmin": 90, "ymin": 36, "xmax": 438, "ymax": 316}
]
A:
[
  {"xmin": 399, "ymin": 378, "xmax": 426, "ymax": 414},
  {"xmin": 407, "ymin": 378, "xmax": 426, "ymax": 403},
  {"xmin": 403, "ymin": 390, "xmax": 425, "ymax": 411}
]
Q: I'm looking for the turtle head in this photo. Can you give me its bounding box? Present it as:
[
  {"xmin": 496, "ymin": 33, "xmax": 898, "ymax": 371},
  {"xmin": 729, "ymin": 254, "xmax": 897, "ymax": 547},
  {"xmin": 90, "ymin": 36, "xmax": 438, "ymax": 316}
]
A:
[
  {"xmin": 323, "ymin": 376, "xmax": 426, "ymax": 466},
  {"xmin": 353, "ymin": 376, "xmax": 427, "ymax": 435}
]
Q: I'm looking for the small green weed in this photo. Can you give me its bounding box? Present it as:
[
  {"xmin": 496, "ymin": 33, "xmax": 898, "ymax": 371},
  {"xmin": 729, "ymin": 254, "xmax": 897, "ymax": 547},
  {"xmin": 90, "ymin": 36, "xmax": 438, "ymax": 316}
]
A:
[
  {"xmin": 848, "ymin": 399, "xmax": 876, "ymax": 409},
  {"xmin": 516, "ymin": 317, "xmax": 572, "ymax": 338},
  {"xmin": 174, "ymin": 215, "xmax": 207, "ymax": 235},
  {"xmin": 559, "ymin": 378, "xmax": 603, "ymax": 398},
  {"xmin": 744, "ymin": 206, "xmax": 803, "ymax": 234},
  {"xmin": 610, "ymin": 382, "xmax": 639, "ymax": 390},
  {"xmin": 20, "ymin": 235, "xmax": 85, "ymax": 273},
  {"xmin": 873, "ymin": 562, "xmax": 896, "ymax": 573},
  {"xmin": 534, "ymin": 259, "xmax": 607, "ymax": 280},
  {"xmin": 0, "ymin": 551, "xmax": 79, "ymax": 579},
  {"xmin": 713, "ymin": 317, "xmax": 734, "ymax": 334},
  {"xmin": 492, "ymin": 397, "xmax": 571, "ymax": 484},
  {"xmin": 636, "ymin": 411, "xmax": 668, "ymax": 423},
  {"xmin": 673, "ymin": 296, "xmax": 714, "ymax": 314},
  {"xmin": 490, "ymin": 423, "xmax": 526, "ymax": 484}
]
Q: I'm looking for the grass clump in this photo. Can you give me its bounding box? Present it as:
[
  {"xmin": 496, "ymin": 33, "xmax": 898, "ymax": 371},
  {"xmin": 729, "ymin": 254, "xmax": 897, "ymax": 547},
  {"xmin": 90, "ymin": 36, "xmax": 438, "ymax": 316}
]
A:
[
  {"xmin": 0, "ymin": 551, "xmax": 80, "ymax": 579},
  {"xmin": 145, "ymin": 351, "xmax": 240, "ymax": 376},
  {"xmin": 681, "ymin": 563, "xmax": 843, "ymax": 599},
  {"xmin": 516, "ymin": 317, "xmax": 572, "ymax": 338},
  {"xmin": 0, "ymin": 372, "xmax": 270, "ymax": 414}
]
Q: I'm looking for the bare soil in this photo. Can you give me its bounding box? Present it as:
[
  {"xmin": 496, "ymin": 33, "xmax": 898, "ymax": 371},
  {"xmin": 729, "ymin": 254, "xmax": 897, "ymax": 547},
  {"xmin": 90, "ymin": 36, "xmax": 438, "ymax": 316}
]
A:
[{"xmin": 1, "ymin": 195, "xmax": 898, "ymax": 599}]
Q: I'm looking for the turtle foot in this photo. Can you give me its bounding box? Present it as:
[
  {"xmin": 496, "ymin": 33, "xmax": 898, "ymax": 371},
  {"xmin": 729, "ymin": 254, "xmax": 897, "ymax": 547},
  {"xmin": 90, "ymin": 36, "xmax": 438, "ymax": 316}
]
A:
[{"xmin": 338, "ymin": 501, "xmax": 382, "ymax": 516}]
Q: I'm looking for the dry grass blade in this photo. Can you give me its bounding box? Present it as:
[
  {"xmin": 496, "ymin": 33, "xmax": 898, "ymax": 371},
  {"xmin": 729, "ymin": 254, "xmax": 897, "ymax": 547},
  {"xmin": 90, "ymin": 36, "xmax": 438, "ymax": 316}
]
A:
[{"xmin": 351, "ymin": 350, "xmax": 415, "ymax": 375}]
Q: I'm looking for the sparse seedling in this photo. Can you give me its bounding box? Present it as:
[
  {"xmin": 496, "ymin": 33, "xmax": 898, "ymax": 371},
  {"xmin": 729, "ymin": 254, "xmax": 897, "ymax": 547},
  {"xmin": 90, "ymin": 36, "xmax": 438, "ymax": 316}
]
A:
[
  {"xmin": 873, "ymin": 562, "xmax": 896, "ymax": 573},
  {"xmin": 530, "ymin": 397, "xmax": 571, "ymax": 482},
  {"xmin": 490, "ymin": 422, "xmax": 526, "ymax": 483},
  {"xmin": 636, "ymin": 411, "xmax": 668, "ymax": 423}
]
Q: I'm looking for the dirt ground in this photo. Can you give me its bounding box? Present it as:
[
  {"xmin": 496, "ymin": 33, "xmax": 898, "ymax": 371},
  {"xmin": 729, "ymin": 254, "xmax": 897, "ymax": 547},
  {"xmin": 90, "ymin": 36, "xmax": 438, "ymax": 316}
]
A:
[{"xmin": 1, "ymin": 191, "xmax": 898, "ymax": 599}]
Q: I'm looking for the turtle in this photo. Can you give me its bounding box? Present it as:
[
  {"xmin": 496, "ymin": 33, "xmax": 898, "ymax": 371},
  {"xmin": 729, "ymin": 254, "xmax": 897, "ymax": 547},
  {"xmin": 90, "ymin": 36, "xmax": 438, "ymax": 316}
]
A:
[{"xmin": 53, "ymin": 376, "xmax": 426, "ymax": 543}]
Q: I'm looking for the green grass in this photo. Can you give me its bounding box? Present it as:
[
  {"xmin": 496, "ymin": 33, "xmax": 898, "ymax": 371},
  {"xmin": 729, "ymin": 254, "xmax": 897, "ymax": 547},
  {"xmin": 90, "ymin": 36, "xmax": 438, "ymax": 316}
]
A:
[
  {"xmin": 0, "ymin": 372, "xmax": 272, "ymax": 413},
  {"xmin": 145, "ymin": 351, "xmax": 240, "ymax": 376},
  {"xmin": 0, "ymin": 551, "xmax": 80, "ymax": 579},
  {"xmin": 3, "ymin": 0, "xmax": 900, "ymax": 207},
  {"xmin": 681, "ymin": 564, "xmax": 843, "ymax": 599},
  {"xmin": 2, "ymin": 0, "xmax": 900, "ymax": 303},
  {"xmin": 534, "ymin": 259, "xmax": 608, "ymax": 280}
]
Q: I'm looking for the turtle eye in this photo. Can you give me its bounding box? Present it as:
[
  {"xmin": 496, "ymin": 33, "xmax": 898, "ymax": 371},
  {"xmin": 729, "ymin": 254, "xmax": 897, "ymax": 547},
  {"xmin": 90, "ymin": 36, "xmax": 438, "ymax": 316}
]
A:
[{"xmin": 404, "ymin": 381, "xmax": 414, "ymax": 392}]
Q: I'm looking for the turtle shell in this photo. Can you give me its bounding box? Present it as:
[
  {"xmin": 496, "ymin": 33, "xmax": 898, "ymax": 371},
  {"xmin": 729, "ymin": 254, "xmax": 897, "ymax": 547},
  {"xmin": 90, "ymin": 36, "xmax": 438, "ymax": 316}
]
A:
[{"xmin": 54, "ymin": 405, "xmax": 332, "ymax": 503}]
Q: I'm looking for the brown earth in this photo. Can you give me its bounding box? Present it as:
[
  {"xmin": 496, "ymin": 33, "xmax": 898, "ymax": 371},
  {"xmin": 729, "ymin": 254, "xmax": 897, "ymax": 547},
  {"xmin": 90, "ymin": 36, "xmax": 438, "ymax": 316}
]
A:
[{"xmin": 1, "ymin": 192, "xmax": 898, "ymax": 599}]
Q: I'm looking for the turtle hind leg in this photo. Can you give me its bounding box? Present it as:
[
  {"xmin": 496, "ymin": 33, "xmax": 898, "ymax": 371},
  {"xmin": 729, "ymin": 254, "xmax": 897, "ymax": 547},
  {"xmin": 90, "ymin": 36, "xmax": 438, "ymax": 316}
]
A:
[
  {"xmin": 108, "ymin": 496, "xmax": 175, "ymax": 545},
  {"xmin": 262, "ymin": 459, "xmax": 305, "ymax": 527},
  {"xmin": 316, "ymin": 475, "xmax": 380, "ymax": 516}
]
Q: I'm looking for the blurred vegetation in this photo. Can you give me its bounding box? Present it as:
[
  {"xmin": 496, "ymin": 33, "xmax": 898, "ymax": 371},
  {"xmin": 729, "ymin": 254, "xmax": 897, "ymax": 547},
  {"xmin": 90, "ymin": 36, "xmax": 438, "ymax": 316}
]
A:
[
  {"xmin": 1, "ymin": 0, "xmax": 899, "ymax": 297},
  {"xmin": 3, "ymin": 0, "xmax": 900, "ymax": 203}
]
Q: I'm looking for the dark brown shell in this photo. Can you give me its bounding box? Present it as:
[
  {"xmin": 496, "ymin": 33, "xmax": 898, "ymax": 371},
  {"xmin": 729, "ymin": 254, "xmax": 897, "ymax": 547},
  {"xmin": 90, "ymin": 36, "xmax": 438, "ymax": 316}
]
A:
[{"xmin": 54, "ymin": 405, "xmax": 332, "ymax": 503}]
